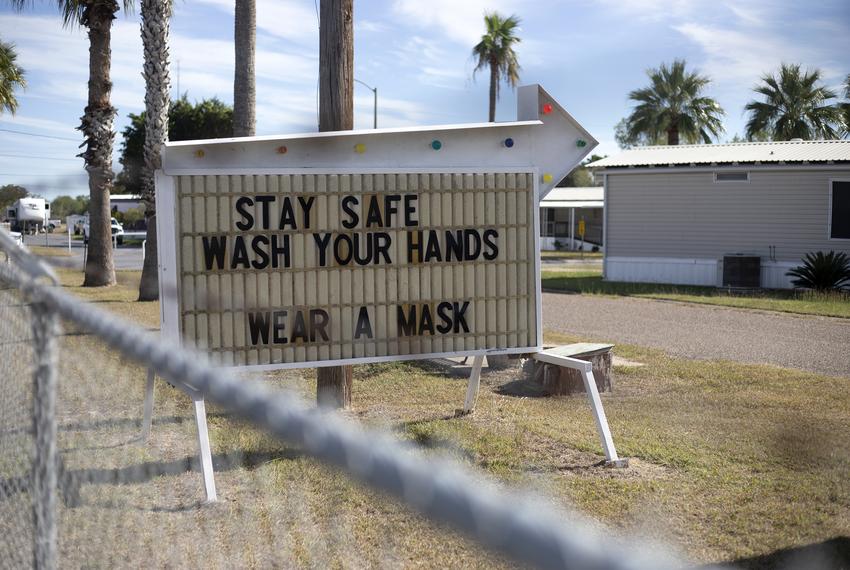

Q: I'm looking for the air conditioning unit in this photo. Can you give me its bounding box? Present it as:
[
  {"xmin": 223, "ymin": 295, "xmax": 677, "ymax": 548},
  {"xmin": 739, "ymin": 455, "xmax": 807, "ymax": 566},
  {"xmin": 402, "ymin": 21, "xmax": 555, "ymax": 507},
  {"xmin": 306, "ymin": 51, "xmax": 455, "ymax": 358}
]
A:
[{"xmin": 722, "ymin": 254, "xmax": 760, "ymax": 288}]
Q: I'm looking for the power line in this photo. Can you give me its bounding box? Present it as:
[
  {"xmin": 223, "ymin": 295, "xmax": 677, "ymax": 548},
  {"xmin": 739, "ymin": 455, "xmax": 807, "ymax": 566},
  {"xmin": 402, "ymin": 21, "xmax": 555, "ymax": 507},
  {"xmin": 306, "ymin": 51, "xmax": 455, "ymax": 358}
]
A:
[
  {"xmin": 0, "ymin": 173, "xmax": 85, "ymax": 177},
  {"xmin": 0, "ymin": 153, "xmax": 79, "ymax": 161},
  {"xmin": 0, "ymin": 128, "xmax": 79, "ymax": 142}
]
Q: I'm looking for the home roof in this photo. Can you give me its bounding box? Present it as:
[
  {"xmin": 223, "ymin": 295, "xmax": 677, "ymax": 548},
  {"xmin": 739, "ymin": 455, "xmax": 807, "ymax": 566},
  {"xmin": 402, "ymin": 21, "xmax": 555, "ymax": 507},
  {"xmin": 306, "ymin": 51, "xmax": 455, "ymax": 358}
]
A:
[
  {"xmin": 541, "ymin": 186, "xmax": 603, "ymax": 208},
  {"xmin": 588, "ymin": 140, "xmax": 850, "ymax": 169}
]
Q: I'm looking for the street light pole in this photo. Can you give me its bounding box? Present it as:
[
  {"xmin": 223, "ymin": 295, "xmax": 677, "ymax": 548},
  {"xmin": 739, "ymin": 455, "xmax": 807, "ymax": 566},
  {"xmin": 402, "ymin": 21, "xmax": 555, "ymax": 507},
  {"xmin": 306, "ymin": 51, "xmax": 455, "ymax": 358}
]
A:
[{"xmin": 354, "ymin": 78, "xmax": 377, "ymax": 129}]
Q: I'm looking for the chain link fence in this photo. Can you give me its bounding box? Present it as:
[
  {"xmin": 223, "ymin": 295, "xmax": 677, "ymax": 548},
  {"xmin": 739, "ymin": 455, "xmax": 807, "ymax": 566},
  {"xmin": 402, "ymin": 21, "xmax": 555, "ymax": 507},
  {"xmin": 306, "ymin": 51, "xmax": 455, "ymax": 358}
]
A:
[{"xmin": 0, "ymin": 230, "xmax": 697, "ymax": 570}]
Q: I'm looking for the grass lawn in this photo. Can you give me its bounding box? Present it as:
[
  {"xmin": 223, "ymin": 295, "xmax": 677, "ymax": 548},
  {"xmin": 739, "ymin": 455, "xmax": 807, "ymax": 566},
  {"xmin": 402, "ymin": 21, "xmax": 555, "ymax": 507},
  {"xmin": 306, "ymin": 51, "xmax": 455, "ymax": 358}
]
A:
[
  {"xmin": 542, "ymin": 268, "xmax": 850, "ymax": 319},
  {"xmin": 25, "ymin": 265, "xmax": 849, "ymax": 568},
  {"xmin": 541, "ymin": 250, "xmax": 603, "ymax": 260}
]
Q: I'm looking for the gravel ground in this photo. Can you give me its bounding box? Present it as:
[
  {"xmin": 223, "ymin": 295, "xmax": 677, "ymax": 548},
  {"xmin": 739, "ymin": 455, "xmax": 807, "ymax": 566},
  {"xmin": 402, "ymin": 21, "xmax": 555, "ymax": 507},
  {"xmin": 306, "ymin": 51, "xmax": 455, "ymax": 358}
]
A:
[{"xmin": 542, "ymin": 292, "xmax": 850, "ymax": 378}]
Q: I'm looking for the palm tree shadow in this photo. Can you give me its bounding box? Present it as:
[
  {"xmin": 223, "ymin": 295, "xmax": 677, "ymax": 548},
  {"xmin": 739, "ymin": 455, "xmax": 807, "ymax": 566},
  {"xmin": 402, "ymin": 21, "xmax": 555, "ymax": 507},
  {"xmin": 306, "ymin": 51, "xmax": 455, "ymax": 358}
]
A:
[{"xmin": 712, "ymin": 537, "xmax": 850, "ymax": 569}]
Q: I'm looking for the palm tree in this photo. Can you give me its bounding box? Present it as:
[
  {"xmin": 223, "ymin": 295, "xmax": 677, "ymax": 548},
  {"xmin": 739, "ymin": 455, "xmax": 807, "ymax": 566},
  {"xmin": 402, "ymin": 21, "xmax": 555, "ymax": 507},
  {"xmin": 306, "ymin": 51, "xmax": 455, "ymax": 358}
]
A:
[
  {"xmin": 624, "ymin": 59, "xmax": 725, "ymax": 146},
  {"xmin": 0, "ymin": 40, "xmax": 26, "ymax": 115},
  {"xmin": 11, "ymin": 1, "xmax": 132, "ymax": 287},
  {"xmin": 472, "ymin": 12, "xmax": 521, "ymax": 123},
  {"xmin": 744, "ymin": 64, "xmax": 843, "ymax": 141},
  {"xmin": 137, "ymin": 0, "xmax": 172, "ymax": 301},
  {"xmin": 233, "ymin": 0, "xmax": 256, "ymax": 137}
]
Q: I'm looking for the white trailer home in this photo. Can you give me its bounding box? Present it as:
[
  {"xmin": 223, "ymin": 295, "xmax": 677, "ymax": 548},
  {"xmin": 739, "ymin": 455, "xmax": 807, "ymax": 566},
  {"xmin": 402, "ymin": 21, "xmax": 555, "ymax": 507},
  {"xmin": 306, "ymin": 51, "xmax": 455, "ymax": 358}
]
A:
[
  {"xmin": 5, "ymin": 197, "xmax": 51, "ymax": 234},
  {"xmin": 589, "ymin": 140, "xmax": 850, "ymax": 289}
]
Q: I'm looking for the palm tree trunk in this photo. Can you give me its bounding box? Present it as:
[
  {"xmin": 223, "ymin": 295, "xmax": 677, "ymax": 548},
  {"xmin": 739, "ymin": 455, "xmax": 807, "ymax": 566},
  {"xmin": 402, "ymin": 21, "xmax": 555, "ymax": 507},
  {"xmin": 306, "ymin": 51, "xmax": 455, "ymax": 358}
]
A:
[
  {"xmin": 138, "ymin": 0, "xmax": 172, "ymax": 302},
  {"xmin": 317, "ymin": 0, "xmax": 353, "ymax": 409},
  {"xmin": 667, "ymin": 125, "xmax": 679, "ymax": 145},
  {"xmin": 233, "ymin": 0, "xmax": 256, "ymax": 137},
  {"xmin": 81, "ymin": 1, "xmax": 118, "ymax": 287},
  {"xmin": 488, "ymin": 59, "xmax": 498, "ymax": 122}
]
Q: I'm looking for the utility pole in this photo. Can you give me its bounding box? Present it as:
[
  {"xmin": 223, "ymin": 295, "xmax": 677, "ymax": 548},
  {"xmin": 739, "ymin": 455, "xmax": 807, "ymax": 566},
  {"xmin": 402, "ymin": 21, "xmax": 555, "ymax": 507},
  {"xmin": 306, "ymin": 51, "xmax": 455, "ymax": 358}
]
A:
[{"xmin": 317, "ymin": 0, "xmax": 354, "ymax": 408}]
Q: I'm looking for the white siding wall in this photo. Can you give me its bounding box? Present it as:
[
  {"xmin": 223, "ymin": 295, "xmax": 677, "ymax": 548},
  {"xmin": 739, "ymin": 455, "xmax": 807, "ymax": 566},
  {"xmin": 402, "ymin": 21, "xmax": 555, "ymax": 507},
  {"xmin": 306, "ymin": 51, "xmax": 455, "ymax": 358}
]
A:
[{"xmin": 604, "ymin": 167, "xmax": 850, "ymax": 288}]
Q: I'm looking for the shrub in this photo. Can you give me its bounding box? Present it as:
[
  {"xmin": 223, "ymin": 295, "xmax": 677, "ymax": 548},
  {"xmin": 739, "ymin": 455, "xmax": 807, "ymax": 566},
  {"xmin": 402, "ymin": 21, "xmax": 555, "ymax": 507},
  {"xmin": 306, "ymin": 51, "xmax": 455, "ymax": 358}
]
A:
[
  {"xmin": 786, "ymin": 251, "xmax": 850, "ymax": 291},
  {"xmin": 553, "ymin": 240, "xmax": 563, "ymax": 251}
]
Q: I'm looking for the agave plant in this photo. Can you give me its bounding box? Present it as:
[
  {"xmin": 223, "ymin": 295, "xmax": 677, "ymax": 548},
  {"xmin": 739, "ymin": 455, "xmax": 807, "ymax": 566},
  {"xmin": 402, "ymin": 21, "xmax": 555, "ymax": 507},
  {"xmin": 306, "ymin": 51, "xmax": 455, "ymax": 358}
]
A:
[{"xmin": 786, "ymin": 251, "xmax": 850, "ymax": 291}]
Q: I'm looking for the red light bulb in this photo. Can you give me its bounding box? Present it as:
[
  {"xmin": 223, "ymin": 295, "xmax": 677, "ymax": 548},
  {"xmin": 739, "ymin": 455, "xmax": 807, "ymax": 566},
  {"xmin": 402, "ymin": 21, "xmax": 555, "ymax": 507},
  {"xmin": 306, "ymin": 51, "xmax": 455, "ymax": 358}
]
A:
[{"xmin": 542, "ymin": 103, "xmax": 553, "ymax": 115}]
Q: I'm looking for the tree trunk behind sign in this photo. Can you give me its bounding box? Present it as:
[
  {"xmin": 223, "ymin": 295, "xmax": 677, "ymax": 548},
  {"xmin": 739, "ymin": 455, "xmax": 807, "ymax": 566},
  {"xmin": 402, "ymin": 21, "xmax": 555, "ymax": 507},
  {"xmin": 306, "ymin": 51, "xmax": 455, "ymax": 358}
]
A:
[
  {"xmin": 317, "ymin": 0, "xmax": 353, "ymax": 409},
  {"xmin": 138, "ymin": 0, "xmax": 172, "ymax": 301},
  {"xmin": 81, "ymin": 1, "xmax": 118, "ymax": 287},
  {"xmin": 233, "ymin": 0, "xmax": 256, "ymax": 137}
]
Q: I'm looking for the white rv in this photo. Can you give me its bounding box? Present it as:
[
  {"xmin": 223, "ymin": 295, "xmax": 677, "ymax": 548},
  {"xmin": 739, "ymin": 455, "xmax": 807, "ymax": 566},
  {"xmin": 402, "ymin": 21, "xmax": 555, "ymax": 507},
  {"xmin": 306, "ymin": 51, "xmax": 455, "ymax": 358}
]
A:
[{"xmin": 5, "ymin": 198, "xmax": 51, "ymax": 234}]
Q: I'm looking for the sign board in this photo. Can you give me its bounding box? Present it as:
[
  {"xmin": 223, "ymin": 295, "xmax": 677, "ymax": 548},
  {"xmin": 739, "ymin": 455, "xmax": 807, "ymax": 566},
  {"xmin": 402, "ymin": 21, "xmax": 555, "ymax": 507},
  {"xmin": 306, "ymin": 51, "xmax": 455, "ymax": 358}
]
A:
[
  {"xmin": 156, "ymin": 85, "xmax": 597, "ymax": 369},
  {"xmin": 578, "ymin": 218, "xmax": 586, "ymax": 239}
]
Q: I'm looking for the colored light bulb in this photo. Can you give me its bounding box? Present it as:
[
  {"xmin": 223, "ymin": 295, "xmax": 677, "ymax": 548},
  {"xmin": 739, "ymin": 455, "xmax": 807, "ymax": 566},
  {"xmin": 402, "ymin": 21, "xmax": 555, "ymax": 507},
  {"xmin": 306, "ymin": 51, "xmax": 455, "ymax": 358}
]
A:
[
  {"xmin": 194, "ymin": 149, "xmax": 205, "ymax": 158},
  {"xmin": 542, "ymin": 103, "xmax": 553, "ymax": 115},
  {"xmin": 276, "ymin": 145, "xmax": 288, "ymax": 154},
  {"xmin": 503, "ymin": 137, "xmax": 514, "ymax": 148},
  {"xmin": 576, "ymin": 139, "xmax": 587, "ymax": 148},
  {"xmin": 542, "ymin": 173, "xmax": 553, "ymax": 183},
  {"xmin": 354, "ymin": 143, "xmax": 366, "ymax": 154},
  {"xmin": 431, "ymin": 139, "xmax": 442, "ymax": 150}
]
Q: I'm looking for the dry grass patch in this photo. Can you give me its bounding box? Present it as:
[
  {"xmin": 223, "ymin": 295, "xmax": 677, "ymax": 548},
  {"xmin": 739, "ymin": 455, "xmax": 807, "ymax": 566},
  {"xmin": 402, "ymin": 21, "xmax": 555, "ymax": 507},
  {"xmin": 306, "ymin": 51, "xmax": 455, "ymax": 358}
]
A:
[{"xmin": 30, "ymin": 262, "xmax": 850, "ymax": 567}]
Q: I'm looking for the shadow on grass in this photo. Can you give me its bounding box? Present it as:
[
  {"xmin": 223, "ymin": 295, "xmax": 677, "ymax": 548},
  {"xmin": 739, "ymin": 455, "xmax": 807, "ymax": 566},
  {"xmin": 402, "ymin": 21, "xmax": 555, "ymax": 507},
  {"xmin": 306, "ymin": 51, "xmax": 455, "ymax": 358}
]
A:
[
  {"xmin": 0, "ymin": 449, "xmax": 303, "ymax": 510},
  {"xmin": 716, "ymin": 536, "xmax": 850, "ymax": 569}
]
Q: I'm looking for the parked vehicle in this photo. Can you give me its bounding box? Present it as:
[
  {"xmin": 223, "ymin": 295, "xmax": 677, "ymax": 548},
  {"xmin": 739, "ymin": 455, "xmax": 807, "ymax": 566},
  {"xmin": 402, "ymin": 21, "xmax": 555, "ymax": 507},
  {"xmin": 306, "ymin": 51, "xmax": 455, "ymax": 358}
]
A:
[
  {"xmin": 83, "ymin": 217, "xmax": 124, "ymax": 245},
  {"xmin": 5, "ymin": 198, "xmax": 50, "ymax": 234}
]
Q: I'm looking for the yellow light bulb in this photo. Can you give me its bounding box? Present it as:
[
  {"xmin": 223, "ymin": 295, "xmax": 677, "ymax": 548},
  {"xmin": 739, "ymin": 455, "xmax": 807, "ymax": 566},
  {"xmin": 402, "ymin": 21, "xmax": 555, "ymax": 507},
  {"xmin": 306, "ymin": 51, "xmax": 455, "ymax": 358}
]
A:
[
  {"xmin": 194, "ymin": 149, "xmax": 205, "ymax": 158},
  {"xmin": 354, "ymin": 143, "xmax": 366, "ymax": 154},
  {"xmin": 542, "ymin": 173, "xmax": 553, "ymax": 183}
]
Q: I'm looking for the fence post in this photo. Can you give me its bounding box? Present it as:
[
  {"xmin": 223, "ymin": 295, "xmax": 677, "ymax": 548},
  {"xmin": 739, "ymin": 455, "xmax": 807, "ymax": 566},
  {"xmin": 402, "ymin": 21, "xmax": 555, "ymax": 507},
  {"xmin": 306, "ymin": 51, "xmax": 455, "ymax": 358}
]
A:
[{"xmin": 31, "ymin": 301, "xmax": 58, "ymax": 570}]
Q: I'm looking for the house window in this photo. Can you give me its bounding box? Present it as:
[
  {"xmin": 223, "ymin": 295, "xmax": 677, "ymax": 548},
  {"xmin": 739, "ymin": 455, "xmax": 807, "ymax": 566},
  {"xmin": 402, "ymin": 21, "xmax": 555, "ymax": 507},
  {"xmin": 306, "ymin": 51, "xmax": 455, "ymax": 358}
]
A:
[
  {"xmin": 714, "ymin": 171, "xmax": 749, "ymax": 183},
  {"xmin": 830, "ymin": 180, "xmax": 850, "ymax": 239}
]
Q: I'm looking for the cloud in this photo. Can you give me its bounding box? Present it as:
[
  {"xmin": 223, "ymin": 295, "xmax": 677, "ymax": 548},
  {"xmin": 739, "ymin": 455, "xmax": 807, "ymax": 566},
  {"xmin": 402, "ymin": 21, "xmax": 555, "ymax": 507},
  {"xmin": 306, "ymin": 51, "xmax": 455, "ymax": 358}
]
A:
[
  {"xmin": 673, "ymin": 22, "xmax": 845, "ymax": 89},
  {"xmin": 391, "ymin": 0, "xmax": 522, "ymax": 46},
  {"xmin": 193, "ymin": 0, "xmax": 318, "ymax": 44}
]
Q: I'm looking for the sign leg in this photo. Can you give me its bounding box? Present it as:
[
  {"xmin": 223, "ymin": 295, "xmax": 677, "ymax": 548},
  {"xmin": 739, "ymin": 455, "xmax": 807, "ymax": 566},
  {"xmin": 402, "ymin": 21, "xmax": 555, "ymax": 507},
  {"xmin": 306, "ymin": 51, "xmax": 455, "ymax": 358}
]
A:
[
  {"xmin": 463, "ymin": 355, "xmax": 485, "ymax": 413},
  {"xmin": 192, "ymin": 396, "xmax": 217, "ymax": 502},
  {"xmin": 141, "ymin": 368, "xmax": 155, "ymax": 441},
  {"xmin": 580, "ymin": 369, "xmax": 621, "ymax": 464}
]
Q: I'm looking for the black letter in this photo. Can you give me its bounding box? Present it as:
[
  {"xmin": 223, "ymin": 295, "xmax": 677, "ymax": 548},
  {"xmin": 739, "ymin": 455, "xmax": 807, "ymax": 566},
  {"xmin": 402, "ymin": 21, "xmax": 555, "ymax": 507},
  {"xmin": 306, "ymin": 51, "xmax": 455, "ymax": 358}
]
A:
[
  {"xmin": 354, "ymin": 307, "xmax": 373, "ymax": 339},
  {"xmin": 313, "ymin": 232, "xmax": 332, "ymax": 267},
  {"xmin": 398, "ymin": 305, "xmax": 416, "ymax": 336},
  {"xmin": 341, "ymin": 195, "xmax": 359, "ymax": 229},
  {"xmin": 436, "ymin": 302, "xmax": 453, "ymax": 334},
  {"xmin": 235, "ymin": 196, "xmax": 254, "ymax": 231},
  {"xmin": 256, "ymin": 195, "xmax": 274, "ymax": 229},
  {"xmin": 483, "ymin": 229, "xmax": 499, "ymax": 260},
  {"xmin": 374, "ymin": 232, "xmax": 392, "ymax": 264},
  {"xmin": 272, "ymin": 310, "xmax": 288, "ymax": 344},
  {"xmin": 464, "ymin": 229, "xmax": 481, "ymax": 260},
  {"xmin": 248, "ymin": 311, "xmax": 270, "ymax": 344},
  {"xmin": 407, "ymin": 230, "xmax": 422, "ymax": 263},
  {"xmin": 453, "ymin": 302, "xmax": 470, "ymax": 333},
  {"xmin": 310, "ymin": 309, "xmax": 330, "ymax": 341},
  {"xmin": 230, "ymin": 236, "xmax": 250, "ymax": 268},
  {"xmin": 404, "ymin": 194, "xmax": 418, "ymax": 227},
  {"xmin": 270, "ymin": 234, "xmax": 290, "ymax": 268},
  {"xmin": 251, "ymin": 235, "xmax": 270, "ymax": 269},
  {"xmin": 202, "ymin": 235, "xmax": 227, "ymax": 270},
  {"xmin": 298, "ymin": 196, "xmax": 315, "ymax": 229},
  {"xmin": 445, "ymin": 230, "xmax": 463, "ymax": 262}
]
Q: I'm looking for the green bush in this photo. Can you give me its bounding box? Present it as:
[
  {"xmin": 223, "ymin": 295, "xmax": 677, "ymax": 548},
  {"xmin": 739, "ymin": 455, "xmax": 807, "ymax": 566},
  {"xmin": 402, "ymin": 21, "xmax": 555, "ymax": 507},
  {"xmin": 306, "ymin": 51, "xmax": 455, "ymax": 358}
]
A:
[{"xmin": 786, "ymin": 251, "xmax": 850, "ymax": 291}]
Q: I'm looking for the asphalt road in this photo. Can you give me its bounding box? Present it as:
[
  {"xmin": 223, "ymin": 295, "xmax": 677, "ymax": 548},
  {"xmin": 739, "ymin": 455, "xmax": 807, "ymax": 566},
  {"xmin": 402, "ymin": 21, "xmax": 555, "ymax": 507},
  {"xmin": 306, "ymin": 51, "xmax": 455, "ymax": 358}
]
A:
[
  {"xmin": 23, "ymin": 232, "xmax": 144, "ymax": 270},
  {"xmin": 542, "ymin": 292, "xmax": 850, "ymax": 378}
]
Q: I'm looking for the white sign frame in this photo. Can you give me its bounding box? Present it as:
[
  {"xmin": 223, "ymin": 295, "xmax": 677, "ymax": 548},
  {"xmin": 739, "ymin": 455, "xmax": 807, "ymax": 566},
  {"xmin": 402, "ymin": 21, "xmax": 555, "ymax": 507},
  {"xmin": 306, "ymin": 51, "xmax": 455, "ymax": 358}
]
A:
[{"xmin": 156, "ymin": 166, "xmax": 543, "ymax": 372}]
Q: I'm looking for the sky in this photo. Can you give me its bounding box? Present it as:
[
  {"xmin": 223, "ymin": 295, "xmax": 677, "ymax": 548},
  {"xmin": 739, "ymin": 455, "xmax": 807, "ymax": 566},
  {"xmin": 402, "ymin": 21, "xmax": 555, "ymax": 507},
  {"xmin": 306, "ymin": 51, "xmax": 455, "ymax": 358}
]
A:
[{"xmin": 0, "ymin": 0, "xmax": 848, "ymax": 198}]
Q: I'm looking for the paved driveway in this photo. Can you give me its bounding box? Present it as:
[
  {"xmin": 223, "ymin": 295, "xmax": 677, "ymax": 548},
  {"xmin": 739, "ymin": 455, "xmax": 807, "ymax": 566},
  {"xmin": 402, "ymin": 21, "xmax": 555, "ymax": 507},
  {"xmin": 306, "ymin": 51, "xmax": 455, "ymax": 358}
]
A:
[{"xmin": 542, "ymin": 292, "xmax": 850, "ymax": 378}]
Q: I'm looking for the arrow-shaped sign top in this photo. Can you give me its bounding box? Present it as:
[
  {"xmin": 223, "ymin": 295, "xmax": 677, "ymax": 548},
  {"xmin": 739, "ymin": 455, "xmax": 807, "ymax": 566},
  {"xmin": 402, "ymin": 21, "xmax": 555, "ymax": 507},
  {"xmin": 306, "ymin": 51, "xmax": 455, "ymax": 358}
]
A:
[{"xmin": 161, "ymin": 84, "xmax": 598, "ymax": 199}]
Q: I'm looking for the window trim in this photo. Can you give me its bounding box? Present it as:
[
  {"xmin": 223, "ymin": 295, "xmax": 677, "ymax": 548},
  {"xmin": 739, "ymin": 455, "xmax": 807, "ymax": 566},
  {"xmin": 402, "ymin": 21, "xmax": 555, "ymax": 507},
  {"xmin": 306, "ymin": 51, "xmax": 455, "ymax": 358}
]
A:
[
  {"xmin": 713, "ymin": 171, "xmax": 750, "ymax": 183},
  {"xmin": 828, "ymin": 178, "xmax": 850, "ymax": 241}
]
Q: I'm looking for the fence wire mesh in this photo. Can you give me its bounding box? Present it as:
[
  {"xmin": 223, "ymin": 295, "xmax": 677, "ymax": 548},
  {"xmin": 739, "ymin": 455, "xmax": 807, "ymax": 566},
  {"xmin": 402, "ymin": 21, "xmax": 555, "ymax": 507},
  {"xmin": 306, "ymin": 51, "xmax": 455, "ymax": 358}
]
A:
[
  {"xmin": 0, "ymin": 234, "xmax": 696, "ymax": 570},
  {"xmin": 0, "ymin": 275, "xmax": 38, "ymax": 567}
]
